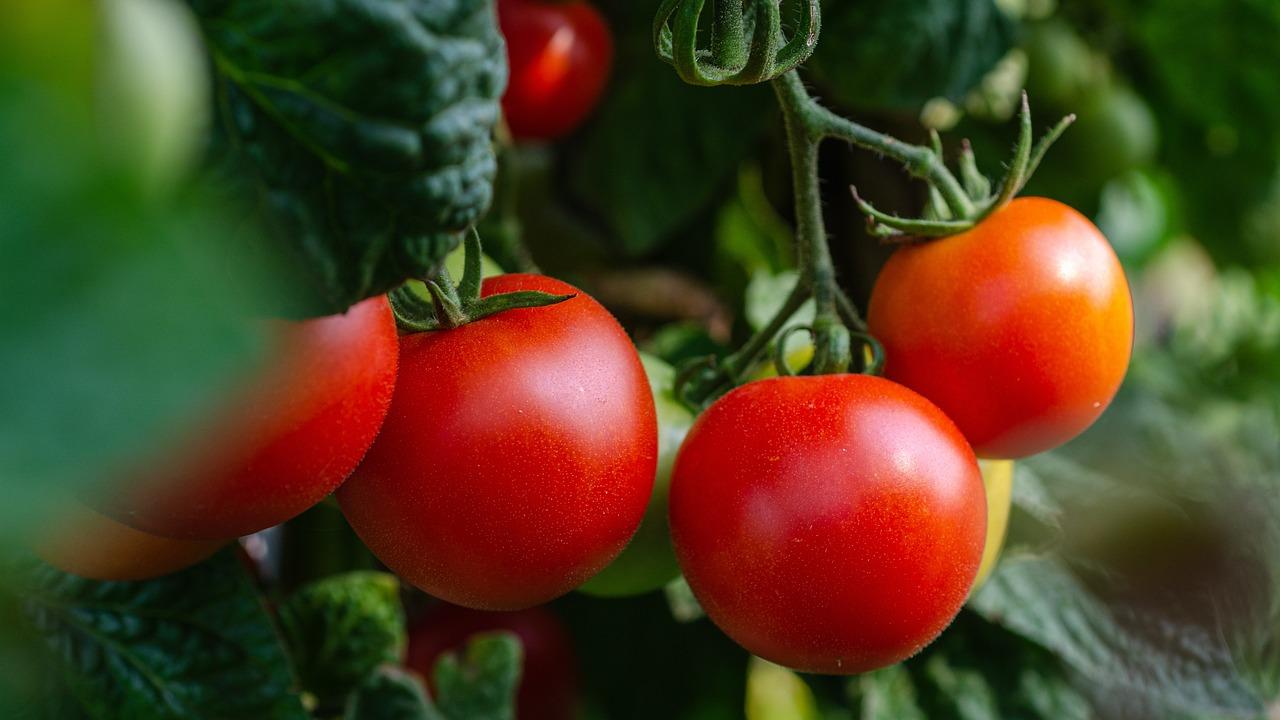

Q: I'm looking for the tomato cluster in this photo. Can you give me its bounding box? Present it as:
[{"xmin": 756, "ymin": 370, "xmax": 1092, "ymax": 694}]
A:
[{"xmin": 36, "ymin": 194, "xmax": 1131, "ymax": 679}]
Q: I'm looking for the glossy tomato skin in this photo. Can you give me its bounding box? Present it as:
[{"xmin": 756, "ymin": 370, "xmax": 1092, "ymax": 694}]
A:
[
  {"xmin": 407, "ymin": 604, "xmax": 579, "ymax": 720},
  {"xmin": 499, "ymin": 0, "xmax": 612, "ymax": 141},
  {"xmin": 670, "ymin": 375, "xmax": 986, "ymax": 675},
  {"xmin": 35, "ymin": 499, "xmax": 224, "ymax": 581},
  {"xmin": 339, "ymin": 274, "xmax": 657, "ymax": 611},
  {"xmin": 98, "ymin": 296, "xmax": 399, "ymax": 540},
  {"xmin": 868, "ymin": 197, "xmax": 1133, "ymax": 459}
]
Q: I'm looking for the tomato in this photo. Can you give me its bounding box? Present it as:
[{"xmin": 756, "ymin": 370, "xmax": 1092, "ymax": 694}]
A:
[
  {"xmin": 669, "ymin": 374, "xmax": 986, "ymax": 675},
  {"xmin": 35, "ymin": 499, "xmax": 223, "ymax": 581},
  {"xmin": 95, "ymin": 296, "xmax": 399, "ymax": 540},
  {"xmin": 1058, "ymin": 83, "xmax": 1159, "ymax": 184},
  {"xmin": 868, "ymin": 197, "xmax": 1134, "ymax": 459},
  {"xmin": 407, "ymin": 603, "xmax": 579, "ymax": 720},
  {"xmin": 338, "ymin": 275, "xmax": 657, "ymax": 611},
  {"xmin": 579, "ymin": 353, "xmax": 693, "ymax": 597},
  {"xmin": 1023, "ymin": 20, "xmax": 1100, "ymax": 109},
  {"xmin": 972, "ymin": 459, "xmax": 1014, "ymax": 590},
  {"xmin": 499, "ymin": 0, "xmax": 613, "ymax": 141}
]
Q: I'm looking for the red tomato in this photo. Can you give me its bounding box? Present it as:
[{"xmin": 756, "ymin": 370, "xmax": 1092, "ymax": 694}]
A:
[
  {"xmin": 338, "ymin": 274, "xmax": 657, "ymax": 611},
  {"xmin": 96, "ymin": 297, "xmax": 399, "ymax": 540},
  {"xmin": 407, "ymin": 603, "xmax": 579, "ymax": 720},
  {"xmin": 35, "ymin": 499, "xmax": 224, "ymax": 581},
  {"xmin": 499, "ymin": 0, "xmax": 613, "ymax": 141},
  {"xmin": 868, "ymin": 197, "xmax": 1134, "ymax": 459},
  {"xmin": 669, "ymin": 375, "xmax": 986, "ymax": 675}
]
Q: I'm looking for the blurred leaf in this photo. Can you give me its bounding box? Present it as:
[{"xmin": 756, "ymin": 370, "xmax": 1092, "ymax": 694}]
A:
[
  {"xmin": 852, "ymin": 665, "xmax": 927, "ymax": 720},
  {"xmin": 278, "ymin": 571, "xmax": 406, "ymax": 706},
  {"xmin": 971, "ymin": 391, "xmax": 1280, "ymax": 719},
  {"xmin": 809, "ymin": 0, "xmax": 1018, "ymax": 111},
  {"xmin": 346, "ymin": 665, "xmax": 441, "ymax": 720},
  {"xmin": 0, "ymin": 3, "xmax": 274, "ymax": 542},
  {"xmin": 745, "ymin": 657, "xmax": 819, "ymax": 720},
  {"xmin": 18, "ymin": 550, "xmax": 307, "ymax": 720},
  {"xmin": 431, "ymin": 632, "xmax": 522, "ymax": 720},
  {"xmin": 191, "ymin": 0, "xmax": 507, "ymax": 313},
  {"xmin": 566, "ymin": 2, "xmax": 774, "ymax": 256}
]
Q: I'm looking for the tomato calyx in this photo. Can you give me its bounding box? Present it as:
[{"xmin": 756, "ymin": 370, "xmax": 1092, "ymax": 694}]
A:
[
  {"xmin": 389, "ymin": 231, "xmax": 573, "ymax": 332},
  {"xmin": 851, "ymin": 94, "xmax": 1076, "ymax": 242}
]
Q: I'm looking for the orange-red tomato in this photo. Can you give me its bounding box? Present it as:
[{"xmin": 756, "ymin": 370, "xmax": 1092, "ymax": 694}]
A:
[
  {"xmin": 96, "ymin": 297, "xmax": 399, "ymax": 540},
  {"xmin": 868, "ymin": 197, "xmax": 1133, "ymax": 459},
  {"xmin": 339, "ymin": 275, "xmax": 657, "ymax": 611},
  {"xmin": 670, "ymin": 375, "xmax": 986, "ymax": 674},
  {"xmin": 35, "ymin": 500, "xmax": 224, "ymax": 581}
]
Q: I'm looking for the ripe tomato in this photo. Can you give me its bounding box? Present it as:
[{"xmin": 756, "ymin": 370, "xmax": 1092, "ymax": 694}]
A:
[
  {"xmin": 669, "ymin": 375, "xmax": 986, "ymax": 675},
  {"xmin": 868, "ymin": 197, "xmax": 1134, "ymax": 459},
  {"xmin": 338, "ymin": 275, "xmax": 657, "ymax": 611},
  {"xmin": 407, "ymin": 603, "xmax": 579, "ymax": 720},
  {"xmin": 35, "ymin": 499, "xmax": 224, "ymax": 581},
  {"xmin": 578, "ymin": 353, "xmax": 693, "ymax": 597},
  {"xmin": 499, "ymin": 0, "xmax": 613, "ymax": 141},
  {"xmin": 96, "ymin": 296, "xmax": 399, "ymax": 540}
]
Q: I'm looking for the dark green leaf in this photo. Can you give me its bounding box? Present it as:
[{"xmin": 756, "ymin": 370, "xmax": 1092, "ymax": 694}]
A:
[
  {"xmin": 809, "ymin": 0, "xmax": 1017, "ymax": 111},
  {"xmin": 345, "ymin": 665, "xmax": 442, "ymax": 720},
  {"xmin": 278, "ymin": 571, "xmax": 406, "ymax": 706},
  {"xmin": 190, "ymin": 0, "xmax": 507, "ymax": 312},
  {"xmin": 18, "ymin": 550, "xmax": 307, "ymax": 720},
  {"xmin": 566, "ymin": 2, "xmax": 774, "ymax": 256},
  {"xmin": 432, "ymin": 632, "xmax": 522, "ymax": 720}
]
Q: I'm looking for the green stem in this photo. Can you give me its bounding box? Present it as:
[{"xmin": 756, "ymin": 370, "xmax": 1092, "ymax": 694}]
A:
[
  {"xmin": 773, "ymin": 72, "xmax": 975, "ymax": 218},
  {"xmin": 773, "ymin": 72, "xmax": 851, "ymax": 374}
]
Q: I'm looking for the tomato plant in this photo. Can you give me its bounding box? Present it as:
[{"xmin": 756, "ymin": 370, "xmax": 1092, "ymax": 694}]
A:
[
  {"xmin": 407, "ymin": 603, "xmax": 579, "ymax": 720},
  {"xmin": 868, "ymin": 198, "xmax": 1134, "ymax": 459},
  {"xmin": 94, "ymin": 296, "xmax": 399, "ymax": 540},
  {"xmin": 499, "ymin": 0, "xmax": 613, "ymax": 141},
  {"xmin": 578, "ymin": 352, "xmax": 693, "ymax": 597},
  {"xmin": 339, "ymin": 274, "xmax": 656, "ymax": 611},
  {"xmin": 669, "ymin": 374, "xmax": 986, "ymax": 674}
]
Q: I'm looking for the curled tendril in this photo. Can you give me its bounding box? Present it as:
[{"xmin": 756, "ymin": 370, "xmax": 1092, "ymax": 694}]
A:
[{"xmin": 654, "ymin": 0, "xmax": 821, "ymax": 87}]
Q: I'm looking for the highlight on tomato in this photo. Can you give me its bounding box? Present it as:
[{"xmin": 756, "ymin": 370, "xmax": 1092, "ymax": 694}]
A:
[
  {"xmin": 92, "ymin": 296, "xmax": 399, "ymax": 541},
  {"xmin": 868, "ymin": 197, "xmax": 1134, "ymax": 459},
  {"xmin": 339, "ymin": 274, "xmax": 657, "ymax": 611},
  {"xmin": 669, "ymin": 374, "xmax": 987, "ymax": 675},
  {"xmin": 498, "ymin": 0, "xmax": 613, "ymax": 141},
  {"xmin": 407, "ymin": 603, "xmax": 579, "ymax": 720}
]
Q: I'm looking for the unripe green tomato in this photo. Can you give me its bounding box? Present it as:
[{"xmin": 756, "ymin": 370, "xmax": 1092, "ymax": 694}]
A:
[
  {"xmin": 98, "ymin": 0, "xmax": 210, "ymax": 194},
  {"xmin": 1023, "ymin": 20, "xmax": 1100, "ymax": 108},
  {"xmin": 578, "ymin": 353, "xmax": 693, "ymax": 597},
  {"xmin": 1058, "ymin": 83, "xmax": 1159, "ymax": 184}
]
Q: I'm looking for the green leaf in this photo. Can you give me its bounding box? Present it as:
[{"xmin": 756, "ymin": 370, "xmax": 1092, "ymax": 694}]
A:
[
  {"xmin": 565, "ymin": 2, "xmax": 774, "ymax": 256},
  {"xmin": 18, "ymin": 550, "xmax": 307, "ymax": 720},
  {"xmin": 809, "ymin": 0, "xmax": 1017, "ymax": 111},
  {"xmin": 851, "ymin": 664, "xmax": 926, "ymax": 720},
  {"xmin": 278, "ymin": 571, "xmax": 406, "ymax": 707},
  {"xmin": 970, "ymin": 391, "xmax": 1280, "ymax": 718},
  {"xmin": 744, "ymin": 657, "xmax": 819, "ymax": 720},
  {"xmin": 190, "ymin": 0, "xmax": 507, "ymax": 312},
  {"xmin": 345, "ymin": 665, "xmax": 442, "ymax": 720},
  {"xmin": 431, "ymin": 632, "xmax": 522, "ymax": 720}
]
